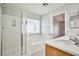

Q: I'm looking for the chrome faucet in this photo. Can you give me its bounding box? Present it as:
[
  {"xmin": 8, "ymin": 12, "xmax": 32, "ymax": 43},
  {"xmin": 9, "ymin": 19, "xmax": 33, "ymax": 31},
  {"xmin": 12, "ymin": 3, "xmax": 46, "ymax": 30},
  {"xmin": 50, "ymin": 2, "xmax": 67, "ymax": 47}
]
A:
[{"xmin": 69, "ymin": 36, "xmax": 79, "ymax": 45}]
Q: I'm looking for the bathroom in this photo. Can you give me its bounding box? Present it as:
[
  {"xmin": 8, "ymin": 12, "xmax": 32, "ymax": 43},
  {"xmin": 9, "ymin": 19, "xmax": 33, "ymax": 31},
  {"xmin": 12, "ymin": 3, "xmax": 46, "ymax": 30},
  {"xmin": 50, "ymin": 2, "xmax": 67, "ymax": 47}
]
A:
[{"xmin": 0, "ymin": 3, "xmax": 79, "ymax": 56}]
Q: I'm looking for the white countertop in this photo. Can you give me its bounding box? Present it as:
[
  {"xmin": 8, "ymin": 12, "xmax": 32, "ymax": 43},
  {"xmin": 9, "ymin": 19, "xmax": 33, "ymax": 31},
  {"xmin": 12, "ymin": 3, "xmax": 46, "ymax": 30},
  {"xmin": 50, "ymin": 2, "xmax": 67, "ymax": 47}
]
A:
[{"xmin": 44, "ymin": 38, "xmax": 79, "ymax": 56}]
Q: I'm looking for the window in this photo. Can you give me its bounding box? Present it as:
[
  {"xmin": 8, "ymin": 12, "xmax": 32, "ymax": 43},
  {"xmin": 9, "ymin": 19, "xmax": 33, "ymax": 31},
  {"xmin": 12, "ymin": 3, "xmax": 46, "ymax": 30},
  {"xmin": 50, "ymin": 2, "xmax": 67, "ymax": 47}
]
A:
[{"xmin": 26, "ymin": 18, "xmax": 40, "ymax": 35}]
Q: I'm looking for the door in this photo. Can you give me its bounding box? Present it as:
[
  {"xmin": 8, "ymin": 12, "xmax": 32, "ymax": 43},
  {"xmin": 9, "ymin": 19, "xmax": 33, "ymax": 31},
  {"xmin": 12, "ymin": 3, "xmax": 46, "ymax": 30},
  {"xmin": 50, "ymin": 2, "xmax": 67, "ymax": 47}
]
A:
[{"xmin": 2, "ymin": 15, "xmax": 21, "ymax": 56}]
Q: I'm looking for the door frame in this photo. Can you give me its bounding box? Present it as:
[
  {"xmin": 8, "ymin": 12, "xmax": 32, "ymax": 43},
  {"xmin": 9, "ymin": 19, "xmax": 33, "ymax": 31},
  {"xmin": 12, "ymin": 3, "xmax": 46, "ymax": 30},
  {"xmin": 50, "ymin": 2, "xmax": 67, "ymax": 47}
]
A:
[{"xmin": 52, "ymin": 11, "xmax": 67, "ymax": 38}]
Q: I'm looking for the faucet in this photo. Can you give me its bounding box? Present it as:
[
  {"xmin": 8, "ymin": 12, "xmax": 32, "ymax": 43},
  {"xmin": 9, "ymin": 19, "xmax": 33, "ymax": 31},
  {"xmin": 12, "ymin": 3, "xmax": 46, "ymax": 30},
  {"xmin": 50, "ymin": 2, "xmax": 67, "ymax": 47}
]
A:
[{"xmin": 69, "ymin": 36, "xmax": 79, "ymax": 45}]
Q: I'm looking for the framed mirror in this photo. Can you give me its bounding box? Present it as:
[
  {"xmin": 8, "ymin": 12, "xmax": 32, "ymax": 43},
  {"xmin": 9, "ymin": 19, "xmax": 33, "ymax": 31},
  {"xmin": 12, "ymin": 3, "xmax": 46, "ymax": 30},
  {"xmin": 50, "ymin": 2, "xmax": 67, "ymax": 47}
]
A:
[{"xmin": 69, "ymin": 14, "xmax": 79, "ymax": 28}]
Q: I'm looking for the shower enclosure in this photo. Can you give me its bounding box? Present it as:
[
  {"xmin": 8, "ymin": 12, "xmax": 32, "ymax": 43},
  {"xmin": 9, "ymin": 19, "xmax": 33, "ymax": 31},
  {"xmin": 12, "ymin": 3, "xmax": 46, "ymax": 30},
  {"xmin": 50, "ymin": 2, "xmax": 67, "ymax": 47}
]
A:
[{"xmin": 0, "ymin": 5, "xmax": 43, "ymax": 56}]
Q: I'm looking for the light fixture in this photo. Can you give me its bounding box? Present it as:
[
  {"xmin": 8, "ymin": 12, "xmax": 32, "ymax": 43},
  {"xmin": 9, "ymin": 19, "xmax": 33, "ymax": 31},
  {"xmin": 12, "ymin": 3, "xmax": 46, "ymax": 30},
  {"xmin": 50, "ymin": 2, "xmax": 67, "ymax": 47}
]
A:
[{"xmin": 42, "ymin": 3, "xmax": 48, "ymax": 7}]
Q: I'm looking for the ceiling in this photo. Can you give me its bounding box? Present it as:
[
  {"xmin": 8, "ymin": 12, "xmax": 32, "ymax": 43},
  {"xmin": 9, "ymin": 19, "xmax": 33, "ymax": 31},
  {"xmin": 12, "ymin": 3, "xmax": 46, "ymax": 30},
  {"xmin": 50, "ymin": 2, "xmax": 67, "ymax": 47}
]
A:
[{"xmin": 3, "ymin": 3, "xmax": 66, "ymax": 15}]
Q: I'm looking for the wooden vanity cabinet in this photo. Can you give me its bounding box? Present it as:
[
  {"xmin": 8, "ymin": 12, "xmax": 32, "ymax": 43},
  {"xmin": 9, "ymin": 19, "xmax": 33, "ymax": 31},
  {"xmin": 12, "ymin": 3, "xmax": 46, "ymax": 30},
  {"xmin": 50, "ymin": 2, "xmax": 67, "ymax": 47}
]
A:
[{"xmin": 45, "ymin": 44, "xmax": 73, "ymax": 56}]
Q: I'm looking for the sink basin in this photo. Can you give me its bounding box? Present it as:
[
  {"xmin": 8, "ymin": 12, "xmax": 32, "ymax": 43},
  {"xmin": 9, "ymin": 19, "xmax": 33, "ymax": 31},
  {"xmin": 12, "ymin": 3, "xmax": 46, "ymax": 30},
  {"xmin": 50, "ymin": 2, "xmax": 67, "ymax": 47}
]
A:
[
  {"xmin": 55, "ymin": 40, "xmax": 74, "ymax": 45},
  {"xmin": 56, "ymin": 40, "xmax": 79, "ymax": 49}
]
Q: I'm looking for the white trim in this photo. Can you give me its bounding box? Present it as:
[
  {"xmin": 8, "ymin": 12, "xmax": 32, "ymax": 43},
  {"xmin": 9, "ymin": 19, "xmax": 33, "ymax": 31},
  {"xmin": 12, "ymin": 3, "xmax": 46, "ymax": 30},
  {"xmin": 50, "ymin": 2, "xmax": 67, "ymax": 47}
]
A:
[{"xmin": 52, "ymin": 11, "xmax": 66, "ymax": 16}]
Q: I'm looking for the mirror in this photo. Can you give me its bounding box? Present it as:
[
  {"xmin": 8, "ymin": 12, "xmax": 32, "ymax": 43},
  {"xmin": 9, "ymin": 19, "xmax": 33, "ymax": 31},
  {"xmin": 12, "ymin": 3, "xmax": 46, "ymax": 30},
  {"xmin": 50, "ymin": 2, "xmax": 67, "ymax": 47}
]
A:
[{"xmin": 69, "ymin": 14, "xmax": 79, "ymax": 28}]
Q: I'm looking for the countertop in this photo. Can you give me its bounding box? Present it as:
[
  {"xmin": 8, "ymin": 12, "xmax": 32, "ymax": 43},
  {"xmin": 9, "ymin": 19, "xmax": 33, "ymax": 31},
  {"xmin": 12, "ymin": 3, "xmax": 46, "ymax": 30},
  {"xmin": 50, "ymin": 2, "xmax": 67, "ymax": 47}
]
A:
[{"xmin": 44, "ymin": 36, "xmax": 79, "ymax": 56}]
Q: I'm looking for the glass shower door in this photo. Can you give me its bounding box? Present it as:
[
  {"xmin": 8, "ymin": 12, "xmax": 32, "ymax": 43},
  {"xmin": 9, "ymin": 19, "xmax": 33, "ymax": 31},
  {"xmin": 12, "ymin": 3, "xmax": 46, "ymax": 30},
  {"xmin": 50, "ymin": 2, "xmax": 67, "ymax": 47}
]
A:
[{"xmin": 2, "ymin": 15, "xmax": 21, "ymax": 56}]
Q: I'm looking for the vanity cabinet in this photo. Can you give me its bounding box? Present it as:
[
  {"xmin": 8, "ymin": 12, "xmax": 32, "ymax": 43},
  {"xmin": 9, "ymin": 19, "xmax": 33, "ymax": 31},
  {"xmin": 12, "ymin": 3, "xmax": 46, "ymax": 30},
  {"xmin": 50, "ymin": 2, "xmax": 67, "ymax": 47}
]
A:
[{"xmin": 45, "ymin": 44, "xmax": 73, "ymax": 56}]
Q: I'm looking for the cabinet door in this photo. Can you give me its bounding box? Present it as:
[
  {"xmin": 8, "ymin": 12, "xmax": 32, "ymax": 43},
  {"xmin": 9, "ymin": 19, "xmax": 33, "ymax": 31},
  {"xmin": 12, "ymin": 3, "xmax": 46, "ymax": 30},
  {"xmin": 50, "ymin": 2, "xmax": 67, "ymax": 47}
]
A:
[
  {"xmin": 45, "ymin": 44, "xmax": 73, "ymax": 56},
  {"xmin": 45, "ymin": 44, "xmax": 58, "ymax": 56}
]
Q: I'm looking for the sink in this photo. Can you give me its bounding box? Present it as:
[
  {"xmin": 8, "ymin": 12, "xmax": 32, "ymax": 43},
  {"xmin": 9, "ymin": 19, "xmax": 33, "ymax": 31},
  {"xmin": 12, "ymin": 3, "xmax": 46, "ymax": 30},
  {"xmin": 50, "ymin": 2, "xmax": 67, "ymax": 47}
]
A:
[{"xmin": 55, "ymin": 40, "xmax": 74, "ymax": 45}]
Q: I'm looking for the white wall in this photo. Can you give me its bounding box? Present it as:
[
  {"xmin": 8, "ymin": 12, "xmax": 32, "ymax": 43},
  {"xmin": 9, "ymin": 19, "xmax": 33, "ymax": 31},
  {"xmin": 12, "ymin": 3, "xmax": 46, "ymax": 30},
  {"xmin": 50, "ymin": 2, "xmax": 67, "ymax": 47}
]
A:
[
  {"xmin": 41, "ymin": 13, "xmax": 54, "ymax": 40},
  {"xmin": 53, "ymin": 21, "xmax": 60, "ymax": 38},
  {"xmin": 51, "ymin": 3, "xmax": 79, "ymax": 39},
  {"xmin": 41, "ymin": 14, "xmax": 50, "ymax": 34}
]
